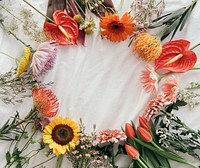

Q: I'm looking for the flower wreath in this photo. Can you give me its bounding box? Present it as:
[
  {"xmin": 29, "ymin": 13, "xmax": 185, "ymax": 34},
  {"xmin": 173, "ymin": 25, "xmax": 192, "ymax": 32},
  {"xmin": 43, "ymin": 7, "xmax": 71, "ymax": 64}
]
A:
[{"xmin": 0, "ymin": 0, "xmax": 200, "ymax": 167}]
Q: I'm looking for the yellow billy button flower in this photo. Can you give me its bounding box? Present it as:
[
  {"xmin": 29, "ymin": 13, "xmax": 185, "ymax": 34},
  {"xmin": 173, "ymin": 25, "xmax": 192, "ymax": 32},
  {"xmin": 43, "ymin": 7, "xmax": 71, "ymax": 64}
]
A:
[
  {"xmin": 137, "ymin": 127, "xmax": 152, "ymax": 142},
  {"xmin": 133, "ymin": 33, "xmax": 162, "ymax": 61},
  {"xmin": 125, "ymin": 144, "xmax": 139, "ymax": 160},
  {"xmin": 125, "ymin": 123, "xmax": 135, "ymax": 139},
  {"xmin": 43, "ymin": 116, "xmax": 80, "ymax": 156},
  {"xmin": 16, "ymin": 47, "xmax": 31, "ymax": 77}
]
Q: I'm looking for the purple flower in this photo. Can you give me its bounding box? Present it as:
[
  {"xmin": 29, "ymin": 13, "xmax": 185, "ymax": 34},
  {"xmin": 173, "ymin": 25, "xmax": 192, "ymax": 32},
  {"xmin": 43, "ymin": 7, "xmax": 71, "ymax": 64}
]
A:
[{"xmin": 31, "ymin": 42, "xmax": 57, "ymax": 80}]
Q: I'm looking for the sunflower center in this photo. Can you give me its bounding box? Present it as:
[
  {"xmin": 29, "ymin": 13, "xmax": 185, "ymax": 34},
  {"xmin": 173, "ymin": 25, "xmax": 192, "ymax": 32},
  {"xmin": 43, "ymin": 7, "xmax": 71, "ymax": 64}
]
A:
[
  {"xmin": 52, "ymin": 124, "xmax": 74, "ymax": 145},
  {"xmin": 109, "ymin": 21, "xmax": 124, "ymax": 32}
]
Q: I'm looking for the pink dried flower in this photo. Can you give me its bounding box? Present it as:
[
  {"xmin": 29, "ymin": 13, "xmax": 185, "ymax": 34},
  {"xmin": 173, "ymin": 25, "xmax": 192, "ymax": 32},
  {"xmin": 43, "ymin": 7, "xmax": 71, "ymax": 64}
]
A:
[
  {"xmin": 143, "ymin": 95, "xmax": 165, "ymax": 119},
  {"xmin": 94, "ymin": 129, "xmax": 127, "ymax": 145},
  {"xmin": 141, "ymin": 64, "xmax": 159, "ymax": 94},
  {"xmin": 162, "ymin": 76, "xmax": 179, "ymax": 103},
  {"xmin": 31, "ymin": 41, "xmax": 57, "ymax": 80}
]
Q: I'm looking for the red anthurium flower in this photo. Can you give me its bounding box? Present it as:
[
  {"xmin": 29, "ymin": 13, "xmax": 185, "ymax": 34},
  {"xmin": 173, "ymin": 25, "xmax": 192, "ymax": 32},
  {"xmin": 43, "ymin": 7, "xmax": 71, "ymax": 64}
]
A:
[
  {"xmin": 137, "ymin": 127, "xmax": 152, "ymax": 142},
  {"xmin": 44, "ymin": 10, "xmax": 79, "ymax": 45},
  {"xmin": 125, "ymin": 123, "xmax": 135, "ymax": 139},
  {"xmin": 155, "ymin": 40, "xmax": 197, "ymax": 74},
  {"xmin": 125, "ymin": 144, "xmax": 139, "ymax": 160}
]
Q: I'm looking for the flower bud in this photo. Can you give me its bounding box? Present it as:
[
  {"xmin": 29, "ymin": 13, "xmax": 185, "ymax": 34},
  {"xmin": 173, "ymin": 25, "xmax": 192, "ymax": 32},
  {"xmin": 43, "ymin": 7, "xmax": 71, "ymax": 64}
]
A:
[
  {"xmin": 137, "ymin": 127, "xmax": 152, "ymax": 142},
  {"xmin": 139, "ymin": 116, "xmax": 151, "ymax": 129},
  {"xmin": 125, "ymin": 123, "xmax": 135, "ymax": 139},
  {"xmin": 125, "ymin": 144, "xmax": 139, "ymax": 160}
]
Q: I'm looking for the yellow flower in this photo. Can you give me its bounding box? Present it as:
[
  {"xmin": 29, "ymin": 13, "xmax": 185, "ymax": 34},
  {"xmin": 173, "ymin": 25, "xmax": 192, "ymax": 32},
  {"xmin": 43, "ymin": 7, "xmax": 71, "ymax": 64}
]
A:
[
  {"xmin": 133, "ymin": 33, "xmax": 162, "ymax": 61},
  {"xmin": 16, "ymin": 47, "xmax": 31, "ymax": 76},
  {"xmin": 43, "ymin": 116, "xmax": 80, "ymax": 156}
]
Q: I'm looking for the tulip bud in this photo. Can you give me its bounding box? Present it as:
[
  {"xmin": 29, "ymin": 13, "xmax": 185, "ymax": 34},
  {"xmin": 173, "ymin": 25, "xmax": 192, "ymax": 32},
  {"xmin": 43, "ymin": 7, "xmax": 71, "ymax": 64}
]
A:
[
  {"xmin": 125, "ymin": 123, "xmax": 135, "ymax": 139},
  {"xmin": 137, "ymin": 127, "xmax": 152, "ymax": 142},
  {"xmin": 139, "ymin": 116, "xmax": 151, "ymax": 130},
  {"xmin": 125, "ymin": 144, "xmax": 139, "ymax": 160}
]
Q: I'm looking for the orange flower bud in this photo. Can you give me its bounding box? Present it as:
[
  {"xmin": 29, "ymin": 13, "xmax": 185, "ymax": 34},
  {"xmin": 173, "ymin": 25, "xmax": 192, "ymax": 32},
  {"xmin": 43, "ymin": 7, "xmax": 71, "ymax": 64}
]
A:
[
  {"xmin": 125, "ymin": 144, "xmax": 139, "ymax": 159},
  {"xmin": 125, "ymin": 123, "xmax": 135, "ymax": 139},
  {"xmin": 139, "ymin": 116, "xmax": 151, "ymax": 130},
  {"xmin": 137, "ymin": 127, "xmax": 152, "ymax": 142}
]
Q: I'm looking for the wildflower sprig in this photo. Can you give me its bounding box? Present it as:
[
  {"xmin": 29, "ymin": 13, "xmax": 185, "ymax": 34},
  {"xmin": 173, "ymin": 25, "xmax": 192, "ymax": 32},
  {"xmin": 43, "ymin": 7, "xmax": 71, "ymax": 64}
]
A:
[
  {"xmin": 0, "ymin": 68, "xmax": 36, "ymax": 104},
  {"xmin": 154, "ymin": 102, "xmax": 200, "ymax": 160}
]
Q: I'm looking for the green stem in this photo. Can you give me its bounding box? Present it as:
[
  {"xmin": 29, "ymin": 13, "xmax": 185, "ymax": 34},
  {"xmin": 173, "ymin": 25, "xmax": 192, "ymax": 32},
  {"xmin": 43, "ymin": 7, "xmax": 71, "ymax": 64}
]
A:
[
  {"xmin": 21, "ymin": 0, "xmax": 55, "ymax": 23},
  {"xmin": 0, "ymin": 22, "xmax": 29, "ymax": 47},
  {"xmin": 151, "ymin": 141, "xmax": 164, "ymax": 151},
  {"xmin": 56, "ymin": 155, "xmax": 63, "ymax": 168},
  {"xmin": 0, "ymin": 51, "xmax": 17, "ymax": 61},
  {"xmin": 191, "ymin": 67, "xmax": 200, "ymax": 70},
  {"xmin": 32, "ymin": 155, "xmax": 57, "ymax": 168},
  {"xmin": 137, "ymin": 157, "xmax": 148, "ymax": 168},
  {"xmin": 111, "ymin": 144, "xmax": 116, "ymax": 168},
  {"xmin": 190, "ymin": 43, "xmax": 200, "ymax": 50}
]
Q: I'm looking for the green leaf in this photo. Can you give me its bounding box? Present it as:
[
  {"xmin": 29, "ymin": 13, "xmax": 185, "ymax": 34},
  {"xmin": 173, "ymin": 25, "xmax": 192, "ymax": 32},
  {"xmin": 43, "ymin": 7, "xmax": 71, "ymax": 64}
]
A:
[
  {"xmin": 134, "ymin": 138, "xmax": 197, "ymax": 167},
  {"xmin": 155, "ymin": 153, "xmax": 171, "ymax": 168},
  {"xmin": 145, "ymin": 149, "xmax": 160, "ymax": 168},
  {"xmin": 129, "ymin": 162, "xmax": 134, "ymax": 168},
  {"xmin": 175, "ymin": 100, "xmax": 187, "ymax": 106},
  {"xmin": 6, "ymin": 151, "xmax": 11, "ymax": 164},
  {"xmin": 162, "ymin": 7, "xmax": 186, "ymax": 24}
]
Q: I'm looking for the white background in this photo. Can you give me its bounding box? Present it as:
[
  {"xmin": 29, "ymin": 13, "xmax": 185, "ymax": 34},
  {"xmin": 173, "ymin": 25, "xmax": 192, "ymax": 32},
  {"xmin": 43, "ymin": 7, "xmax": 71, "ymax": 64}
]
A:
[{"xmin": 0, "ymin": 0, "xmax": 200, "ymax": 167}]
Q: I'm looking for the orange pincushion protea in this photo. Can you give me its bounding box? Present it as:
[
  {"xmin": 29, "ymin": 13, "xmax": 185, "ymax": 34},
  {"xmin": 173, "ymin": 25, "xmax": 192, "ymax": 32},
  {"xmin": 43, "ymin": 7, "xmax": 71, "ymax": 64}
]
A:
[
  {"xmin": 133, "ymin": 33, "xmax": 162, "ymax": 61},
  {"xmin": 32, "ymin": 87, "xmax": 59, "ymax": 118},
  {"xmin": 100, "ymin": 12, "xmax": 134, "ymax": 42}
]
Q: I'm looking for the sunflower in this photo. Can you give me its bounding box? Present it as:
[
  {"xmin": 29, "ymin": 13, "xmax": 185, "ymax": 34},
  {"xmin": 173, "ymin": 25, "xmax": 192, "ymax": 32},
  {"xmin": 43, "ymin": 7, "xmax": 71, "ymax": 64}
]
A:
[
  {"xmin": 43, "ymin": 116, "xmax": 80, "ymax": 155},
  {"xmin": 16, "ymin": 47, "xmax": 31, "ymax": 76},
  {"xmin": 100, "ymin": 12, "xmax": 134, "ymax": 42},
  {"xmin": 133, "ymin": 33, "xmax": 162, "ymax": 61}
]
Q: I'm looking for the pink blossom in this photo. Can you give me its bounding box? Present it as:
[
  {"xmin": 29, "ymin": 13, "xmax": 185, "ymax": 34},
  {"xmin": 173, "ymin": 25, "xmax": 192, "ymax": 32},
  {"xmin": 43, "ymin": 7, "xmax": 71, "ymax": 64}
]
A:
[
  {"xmin": 94, "ymin": 129, "xmax": 127, "ymax": 145},
  {"xmin": 143, "ymin": 95, "xmax": 165, "ymax": 119},
  {"xmin": 141, "ymin": 64, "xmax": 159, "ymax": 94},
  {"xmin": 31, "ymin": 42, "xmax": 57, "ymax": 80},
  {"xmin": 162, "ymin": 76, "xmax": 179, "ymax": 103}
]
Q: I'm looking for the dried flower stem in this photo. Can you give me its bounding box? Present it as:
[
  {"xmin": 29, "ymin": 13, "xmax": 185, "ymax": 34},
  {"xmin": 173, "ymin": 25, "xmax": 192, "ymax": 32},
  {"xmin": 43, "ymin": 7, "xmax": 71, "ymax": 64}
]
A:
[
  {"xmin": 0, "ymin": 22, "xmax": 30, "ymax": 47},
  {"xmin": 21, "ymin": 0, "xmax": 55, "ymax": 23},
  {"xmin": 0, "ymin": 51, "xmax": 16, "ymax": 61}
]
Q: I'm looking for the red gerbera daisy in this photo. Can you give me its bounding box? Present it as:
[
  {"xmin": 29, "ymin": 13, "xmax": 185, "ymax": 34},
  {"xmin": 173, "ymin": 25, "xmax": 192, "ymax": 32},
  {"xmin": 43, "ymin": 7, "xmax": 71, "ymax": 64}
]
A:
[{"xmin": 32, "ymin": 87, "xmax": 59, "ymax": 118}]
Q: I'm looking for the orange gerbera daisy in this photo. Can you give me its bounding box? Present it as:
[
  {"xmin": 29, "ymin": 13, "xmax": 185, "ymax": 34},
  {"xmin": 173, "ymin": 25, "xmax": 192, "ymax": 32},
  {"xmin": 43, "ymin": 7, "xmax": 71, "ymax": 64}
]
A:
[{"xmin": 100, "ymin": 12, "xmax": 134, "ymax": 42}]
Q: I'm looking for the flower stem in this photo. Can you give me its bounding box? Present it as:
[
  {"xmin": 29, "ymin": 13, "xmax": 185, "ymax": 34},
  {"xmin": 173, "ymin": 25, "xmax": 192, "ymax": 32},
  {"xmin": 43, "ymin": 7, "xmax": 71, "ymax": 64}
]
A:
[
  {"xmin": 151, "ymin": 141, "xmax": 164, "ymax": 151},
  {"xmin": 111, "ymin": 145, "xmax": 116, "ymax": 168},
  {"xmin": 21, "ymin": 0, "xmax": 55, "ymax": 23},
  {"xmin": 190, "ymin": 42, "xmax": 200, "ymax": 50},
  {"xmin": 0, "ymin": 51, "xmax": 17, "ymax": 61},
  {"xmin": 32, "ymin": 155, "xmax": 57, "ymax": 168},
  {"xmin": 137, "ymin": 157, "xmax": 148, "ymax": 168},
  {"xmin": 56, "ymin": 155, "xmax": 63, "ymax": 168},
  {"xmin": 0, "ymin": 22, "xmax": 30, "ymax": 47}
]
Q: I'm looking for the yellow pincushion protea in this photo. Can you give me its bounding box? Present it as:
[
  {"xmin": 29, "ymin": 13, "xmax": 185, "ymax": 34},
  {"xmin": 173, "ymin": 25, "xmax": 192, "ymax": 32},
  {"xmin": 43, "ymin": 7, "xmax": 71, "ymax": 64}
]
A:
[
  {"xmin": 16, "ymin": 47, "xmax": 31, "ymax": 76},
  {"xmin": 43, "ymin": 116, "xmax": 80, "ymax": 156},
  {"xmin": 133, "ymin": 33, "xmax": 162, "ymax": 61}
]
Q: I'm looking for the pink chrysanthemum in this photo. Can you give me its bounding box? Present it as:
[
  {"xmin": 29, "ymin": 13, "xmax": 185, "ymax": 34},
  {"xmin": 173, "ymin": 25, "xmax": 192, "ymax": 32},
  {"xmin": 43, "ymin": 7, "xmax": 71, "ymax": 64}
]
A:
[
  {"xmin": 141, "ymin": 64, "xmax": 159, "ymax": 94},
  {"xmin": 31, "ymin": 42, "xmax": 57, "ymax": 80},
  {"xmin": 143, "ymin": 95, "xmax": 165, "ymax": 119},
  {"xmin": 94, "ymin": 129, "xmax": 127, "ymax": 145},
  {"xmin": 32, "ymin": 87, "xmax": 59, "ymax": 118},
  {"xmin": 162, "ymin": 76, "xmax": 179, "ymax": 103}
]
